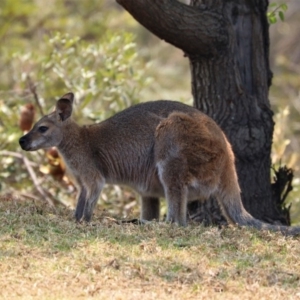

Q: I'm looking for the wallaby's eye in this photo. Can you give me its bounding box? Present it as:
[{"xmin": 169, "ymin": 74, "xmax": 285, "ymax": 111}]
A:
[{"xmin": 38, "ymin": 126, "xmax": 48, "ymax": 133}]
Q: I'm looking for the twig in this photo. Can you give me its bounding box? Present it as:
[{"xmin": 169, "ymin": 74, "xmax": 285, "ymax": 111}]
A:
[
  {"xmin": 21, "ymin": 153, "xmax": 57, "ymax": 208},
  {"xmin": 280, "ymin": 167, "xmax": 293, "ymax": 204},
  {"xmin": 0, "ymin": 150, "xmax": 38, "ymax": 167},
  {"xmin": 19, "ymin": 192, "xmax": 41, "ymax": 202},
  {"xmin": 2, "ymin": 150, "xmax": 67, "ymax": 208},
  {"xmin": 26, "ymin": 75, "xmax": 45, "ymax": 116}
]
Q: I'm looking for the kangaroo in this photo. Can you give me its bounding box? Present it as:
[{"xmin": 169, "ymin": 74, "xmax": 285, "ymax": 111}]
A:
[{"xmin": 19, "ymin": 92, "xmax": 300, "ymax": 236}]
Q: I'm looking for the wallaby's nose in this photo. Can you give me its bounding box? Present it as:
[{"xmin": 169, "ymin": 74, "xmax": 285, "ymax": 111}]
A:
[{"xmin": 19, "ymin": 136, "xmax": 27, "ymax": 149}]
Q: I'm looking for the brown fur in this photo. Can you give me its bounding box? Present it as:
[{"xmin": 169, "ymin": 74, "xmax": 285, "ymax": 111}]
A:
[{"xmin": 19, "ymin": 92, "xmax": 300, "ymax": 235}]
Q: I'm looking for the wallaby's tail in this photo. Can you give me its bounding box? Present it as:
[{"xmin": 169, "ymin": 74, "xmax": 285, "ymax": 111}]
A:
[{"xmin": 216, "ymin": 189, "xmax": 300, "ymax": 236}]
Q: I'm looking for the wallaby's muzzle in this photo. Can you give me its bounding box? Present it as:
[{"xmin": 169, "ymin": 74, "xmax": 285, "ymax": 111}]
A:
[{"xmin": 19, "ymin": 135, "xmax": 32, "ymax": 151}]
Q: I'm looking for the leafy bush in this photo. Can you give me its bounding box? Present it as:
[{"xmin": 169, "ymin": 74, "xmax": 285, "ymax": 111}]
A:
[{"xmin": 0, "ymin": 0, "xmax": 149, "ymax": 218}]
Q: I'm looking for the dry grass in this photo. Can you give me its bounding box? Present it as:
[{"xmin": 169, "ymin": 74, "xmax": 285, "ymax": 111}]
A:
[{"xmin": 0, "ymin": 196, "xmax": 300, "ymax": 299}]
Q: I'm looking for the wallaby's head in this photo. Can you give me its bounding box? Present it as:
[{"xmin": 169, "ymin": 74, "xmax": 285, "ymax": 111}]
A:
[{"xmin": 19, "ymin": 92, "xmax": 74, "ymax": 151}]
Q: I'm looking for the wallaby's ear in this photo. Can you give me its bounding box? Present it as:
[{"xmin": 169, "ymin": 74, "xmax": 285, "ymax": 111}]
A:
[{"xmin": 56, "ymin": 92, "xmax": 74, "ymax": 121}]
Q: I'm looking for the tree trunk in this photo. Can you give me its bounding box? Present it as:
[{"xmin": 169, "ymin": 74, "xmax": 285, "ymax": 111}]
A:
[{"xmin": 116, "ymin": 0, "xmax": 290, "ymax": 225}]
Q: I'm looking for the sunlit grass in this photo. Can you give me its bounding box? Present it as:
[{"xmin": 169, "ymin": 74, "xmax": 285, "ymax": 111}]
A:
[{"xmin": 0, "ymin": 196, "xmax": 299, "ymax": 299}]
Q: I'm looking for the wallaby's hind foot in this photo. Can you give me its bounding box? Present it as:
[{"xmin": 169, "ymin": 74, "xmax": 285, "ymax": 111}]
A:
[{"xmin": 121, "ymin": 218, "xmax": 154, "ymax": 225}]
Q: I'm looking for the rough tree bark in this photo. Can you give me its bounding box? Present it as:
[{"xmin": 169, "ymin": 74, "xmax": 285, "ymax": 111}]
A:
[{"xmin": 116, "ymin": 0, "xmax": 290, "ymax": 225}]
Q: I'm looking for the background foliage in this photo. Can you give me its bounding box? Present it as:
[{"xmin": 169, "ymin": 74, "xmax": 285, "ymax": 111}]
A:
[
  {"xmin": 0, "ymin": 0, "xmax": 300, "ymax": 223},
  {"xmin": 0, "ymin": 0, "xmax": 149, "ymax": 217}
]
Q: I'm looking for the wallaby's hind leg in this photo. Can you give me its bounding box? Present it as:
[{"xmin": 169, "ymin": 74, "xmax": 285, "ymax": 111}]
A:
[
  {"xmin": 141, "ymin": 197, "xmax": 160, "ymax": 221},
  {"xmin": 165, "ymin": 185, "xmax": 188, "ymax": 226},
  {"xmin": 158, "ymin": 160, "xmax": 188, "ymax": 226}
]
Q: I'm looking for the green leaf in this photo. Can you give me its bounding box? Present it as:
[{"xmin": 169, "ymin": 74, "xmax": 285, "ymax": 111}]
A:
[
  {"xmin": 279, "ymin": 11, "xmax": 285, "ymax": 22},
  {"xmin": 269, "ymin": 15, "xmax": 277, "ymax": 24},
  {"xmin": 280, "ymin": 3, "xmax": 288, "ymax": 12}
]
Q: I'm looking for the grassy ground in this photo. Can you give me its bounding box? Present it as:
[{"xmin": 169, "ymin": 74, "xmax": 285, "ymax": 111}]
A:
[{"xmin": 0, "ymin": 196, "xmax": 300, "ymax": 299}]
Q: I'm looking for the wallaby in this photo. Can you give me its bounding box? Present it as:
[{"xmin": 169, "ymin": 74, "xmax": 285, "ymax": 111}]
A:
[{"xmin": 19, "ymin": 92, "xmax": 300, "ymax": 236}]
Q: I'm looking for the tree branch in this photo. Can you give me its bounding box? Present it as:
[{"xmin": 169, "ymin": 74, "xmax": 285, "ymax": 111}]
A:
[{"xmin": 116, "ymin": 0, "xmax": 228, "ymax": 57}]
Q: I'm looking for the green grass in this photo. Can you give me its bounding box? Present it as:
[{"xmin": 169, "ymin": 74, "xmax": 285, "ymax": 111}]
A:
[{"xmin": 0, "ymin": 196, "xmax": 300, "ymax": 299}]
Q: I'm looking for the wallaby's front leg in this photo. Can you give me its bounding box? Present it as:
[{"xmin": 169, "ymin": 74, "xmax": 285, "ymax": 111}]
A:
[
  {"xmin": 141, "ymin": 197, "xmax": 160, "ymax": 221},
  {"xmin": 84, "ymin": 181, "xmax": 104, "ymax": 222},
  {"xmin": 75, "ymin": 187, "xmax": 87, "ymax": 222},
  {"xmin": 74, "ymin": 179, "xmax": 104, "ymax": 222}
]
